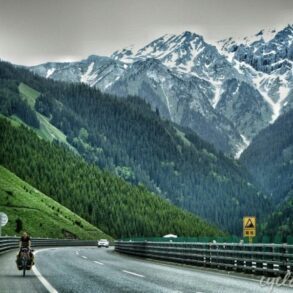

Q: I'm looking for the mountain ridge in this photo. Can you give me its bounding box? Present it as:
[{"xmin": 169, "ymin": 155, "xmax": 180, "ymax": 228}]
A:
[{"xmin": 29, "ymin": 24, "xmax": 293, "ymax": 157}]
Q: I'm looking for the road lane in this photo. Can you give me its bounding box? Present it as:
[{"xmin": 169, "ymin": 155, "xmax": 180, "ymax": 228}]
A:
[
  {"xmin": 71, "ymin": 247, "xmax": 293, "ymax": 293},
  {"xmin": 1, "ymin": 247, "xmax": 292, "ymax": 292},
  {"xmin": 35, "ymin": 247, "xmax": 173, "ymax": 293},
  {"xmin": 0, "ymin": 250, "xmax": 47, "ymax": 293},
  {"xmin": 34, "ymin": 247, "xmax": 293, "ymax": 293}
]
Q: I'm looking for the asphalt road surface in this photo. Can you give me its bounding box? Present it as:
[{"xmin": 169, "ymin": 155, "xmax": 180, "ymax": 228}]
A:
[{"xmin": 0, "ymin": 247, "xmax": 292, "ymax": 293}]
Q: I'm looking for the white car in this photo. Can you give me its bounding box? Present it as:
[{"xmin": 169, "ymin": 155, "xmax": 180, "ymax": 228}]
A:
[{"xmin": 97, "ymin": 239, "xmax": 109, "ymax": 248}]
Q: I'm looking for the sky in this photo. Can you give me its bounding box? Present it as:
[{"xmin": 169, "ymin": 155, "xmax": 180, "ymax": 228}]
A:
[{"xmin": 0, "ymin": 0, "xmax": 292, "ymax": 66}]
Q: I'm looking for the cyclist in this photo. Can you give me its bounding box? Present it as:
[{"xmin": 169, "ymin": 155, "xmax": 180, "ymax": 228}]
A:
[{"xmin": 17, "ymin": 231, "xmax": 34, "ymax": 266}]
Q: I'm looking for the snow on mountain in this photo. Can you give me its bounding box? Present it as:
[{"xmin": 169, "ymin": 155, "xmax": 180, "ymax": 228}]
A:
[
  {"xmin": 46, "ymin": 68, "xmax": 55, "ymax": 78},
  {"xmin": 235, "ymin": 134, "xmax": 250, "ymax": 159},
  {"xmin": 112, "ymin": 31, "xmax": 247, "ymax": 115},
  {"xmin": 30, "ymin": 55, "xmax": 126, "ymax": 91},
  {"xmin": 29, "ymin": 25, "xmax": 293, "ymax": 157},
  {"xmin": 112, "ymin": 46, "xmax": 136, "ymax": 64},
  {"xmin": 80, "ymin": 62, "xmax": 95, "ymax": 84},
  {"xmin": 113, "ymin": 31, "xmax": 245, "ymax": 84},
  {"xmin": 218, "ymin": 24, "xmax": 293, "ymax": 123},
  {"xmin": 107, "ymin": 57, "xmax": 243, "ymax": 154},
  {"xmin": 217, "ymin": 28, "xmax": 278, "ymax": 52}
]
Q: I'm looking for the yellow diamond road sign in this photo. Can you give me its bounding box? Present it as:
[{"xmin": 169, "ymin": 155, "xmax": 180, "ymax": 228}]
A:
[{"xmin": 243, "ymin": 216, "xmax": 256, "ymax": 237}]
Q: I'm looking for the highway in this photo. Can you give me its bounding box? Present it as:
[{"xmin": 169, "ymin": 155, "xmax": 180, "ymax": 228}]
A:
[{"xmin": 0, "ymin": 247, "xmax": 292, "ymax": 293}]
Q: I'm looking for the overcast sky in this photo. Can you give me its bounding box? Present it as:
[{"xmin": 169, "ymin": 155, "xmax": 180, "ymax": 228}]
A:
[{"xmin": 0, "ymin": 0, "xmax": 292, "ymax": 65}]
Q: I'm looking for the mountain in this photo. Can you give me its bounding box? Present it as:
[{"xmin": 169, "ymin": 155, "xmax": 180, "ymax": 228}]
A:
[
  {"xmin": 112, "ymin": 31, "xmax": 242, "ymax": 82},
  {"xmin": 30, "ymin": 55, "xmax": 126, "ymax": 89},
  {"xmin": 29, "ymin": 25, "xmax": 293, "ymax": 157},
  {"xmin": 218, "ymin": 25, "xmax": 293, "ymax": 74},
  {"xmin": 31, "ymin": 34, "xmax": 245, "ymax": 154},
  {"xmin": 216, "ymin": 78, "xmax": 272, "ymax": 141},
  {"xmin": 108, "ymin": 57, "xmax": 242, "ymax": 154},
  {"xmin": 218, "ymin": 25, "xmax": 293, "ymax": 122},
  {"xmin": 0, "ymin": 61, "xmax": 271, "ymax": 235},
  {"xmin": 0, "ymin": 165, "xmax": 110, "ymax": 240},
  {"xmin": 0, "ymin": 117, "xmax": 222, "ymax": 238},
  {"xmin": 241, "ymin": 109, "xmax": 293, "ymax": 203}
]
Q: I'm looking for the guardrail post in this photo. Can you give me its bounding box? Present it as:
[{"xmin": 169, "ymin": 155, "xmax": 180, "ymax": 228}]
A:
[
  {"xmin": 266, "ymin": 245, "xmax": 274, "ymax": 276},
  {"xmin": 236, "ymin": 243, "xmax": 243, "ymax": 272},
  {"xmin": 279, "ymin": 244, "xmax": 288, "ymax": 276}
]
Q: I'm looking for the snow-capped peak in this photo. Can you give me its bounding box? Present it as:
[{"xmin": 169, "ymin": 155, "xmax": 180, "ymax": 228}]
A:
[
  {"xmin": 250, "ymin": 28, "xmax": 276, "ymax": 42},
  {"xmin": 29, "ymin": 24, "xmax": 292, "ymax": 158},
  {"xmin": 135, "ymin": 31, "xmax": 204, "ymax": 60},
  {"xmin": 111, "ymin": 45, "xmax": 136, "ymax": 63},
  {"xmin": 111, "ymin": 31, "xmax": 206, "ymax": 67},
  {"xmin": 217, "ymin": 28, "xmax": 276, "ymax": 53}
]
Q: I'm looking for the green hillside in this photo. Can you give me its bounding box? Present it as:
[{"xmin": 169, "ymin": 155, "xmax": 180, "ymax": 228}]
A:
[
  {"xmin": 0, "ymin": 118, "xmax": 222, "ymax": 238},
  {"xmin": 0, "ymin": 165, "xmax": 110, "ymax": 240}
]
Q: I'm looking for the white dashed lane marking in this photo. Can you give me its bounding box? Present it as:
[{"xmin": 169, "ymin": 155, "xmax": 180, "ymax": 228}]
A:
[{"xmin": 122, "ymin": 270, "xmax": 144, "ymax": 278}]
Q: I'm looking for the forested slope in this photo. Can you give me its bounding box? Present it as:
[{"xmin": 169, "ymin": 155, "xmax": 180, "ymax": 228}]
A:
[
  {"xmin": 262, "ymin": 192, "xmax": 293, "ymax": 239},
  {"xmin": 241, "ymin": 109, "xmax": 293, "ymax": 203},
  {"xmin": 0, "ymin": 165, "xmax": 110, "ymax": 239},
  {"xmin": 0, "ymin": 118, "xmax": 222, "ymax": 238},
  {"xmin": 0, "ymin": 61, "xmax": 271, "ymax": 234}
]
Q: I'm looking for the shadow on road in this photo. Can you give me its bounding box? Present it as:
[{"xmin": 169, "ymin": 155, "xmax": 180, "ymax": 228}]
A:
[{"xmin": 0, "ymin": 273, "xmax": 36, "ymax": 278}]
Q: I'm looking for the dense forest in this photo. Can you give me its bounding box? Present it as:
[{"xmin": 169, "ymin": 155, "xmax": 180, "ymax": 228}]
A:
[
  {"xmin": 0, "ymin": 165, "xmax": 110, "ymax": 240},
  {"xmin": 262, "ymin": 192, "xmax": 293, "ymax": 239},
  {"xmin": 241, "ymin": 109, "xmax": 293, "ymax": 239},
  {"xmin": 0, "ymin": 118, "xmax": 222, "ymax": 238},
  {"xmin": 241, "ymin": 109, "xmax": 293, "ymax": 203},
  {"xmin": 0, "ymin": 79, "xmax": 39, "ymax": 128},
  {"xmin": 0, "ymin": 61, "xmax": 271, "ymax": 234}
]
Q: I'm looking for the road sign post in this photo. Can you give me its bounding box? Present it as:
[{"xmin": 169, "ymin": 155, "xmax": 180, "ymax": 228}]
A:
[
  {"xmin": 0, "ymin": 212, "xmax": 8, "ymax": 237},
  {"xmin": 243, "ymin": 216, "xmax": 256, "ymax": 244}
]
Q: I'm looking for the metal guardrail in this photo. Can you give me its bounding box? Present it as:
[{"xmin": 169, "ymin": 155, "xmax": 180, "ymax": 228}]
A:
[
  {"xmin": 0, "ymin": 236, "xmax": 96, "ymax": 254},
  {"xmin": 115, "ymin": 241, "xmax": 293, "ymax": 276}
]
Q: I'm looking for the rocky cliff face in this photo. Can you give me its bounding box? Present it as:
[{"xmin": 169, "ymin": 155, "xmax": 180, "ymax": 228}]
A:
[
  {"xmin": 216, "ymin": 79, "xmax": 272, "ymax": 141},
  {"xmin": 219, "ymin": 25, "xmax": 293, "ymax": 74},
  {"xmin": 108, "ymin": 58, "xmax": 242, "ymax": 154},
  {"xmin": 218, "ymin": 25, "xmax": 293, "ymax": 124}
]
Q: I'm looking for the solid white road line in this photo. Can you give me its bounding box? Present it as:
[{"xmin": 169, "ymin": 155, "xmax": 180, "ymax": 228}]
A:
[
  {"xmin": 32, "ymin": 249, "xmax": 58, "ymax": 293},
  {"xmin": 93, "ymin": 261, "xmax": 104, "ymax": 265},
  {"xmin": 82, "ymin": 256, "xmax": 87, "ymax": 259},
  {"xmin": 122, "ymin": 270, "xmax": 144, "ymax": 278}
]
